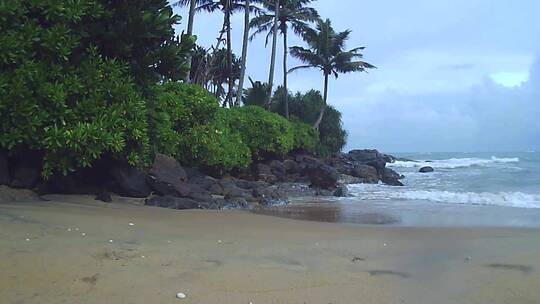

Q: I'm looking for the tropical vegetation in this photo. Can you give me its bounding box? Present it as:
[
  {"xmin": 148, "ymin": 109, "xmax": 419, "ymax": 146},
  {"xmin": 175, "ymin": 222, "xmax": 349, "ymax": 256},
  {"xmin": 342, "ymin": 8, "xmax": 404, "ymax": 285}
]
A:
[{"xmin": 0, "ymin": 0, "xmax": 373, "ymax": 178}]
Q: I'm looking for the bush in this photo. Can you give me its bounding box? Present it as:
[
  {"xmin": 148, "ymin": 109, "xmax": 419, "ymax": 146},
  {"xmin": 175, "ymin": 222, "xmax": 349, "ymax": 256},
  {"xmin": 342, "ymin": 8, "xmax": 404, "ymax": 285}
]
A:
[
  {"xmin": 0, "ymin": 51, "xmax": 150, "ymax": 177},
  {"xmin": 224, "ymin": 106, "xmax": 295, "ymax": 158},
  {"xmin": 291, "ymin": 120, "xmax": 319, "ymax": 152},
  {"xmin": 148, "ymin": 82, "xmax": 220, "ymax": 158},
  {"xmin": 149, "ymin": 83, "xmax": 251, "ymax": 170},
  {"xmin": 178, "ymin": 109, "xmax": 251, "ymax": 171},
  {"xmin": 271, "ymin": 89, "xmax": 347, "ymax": 155}
]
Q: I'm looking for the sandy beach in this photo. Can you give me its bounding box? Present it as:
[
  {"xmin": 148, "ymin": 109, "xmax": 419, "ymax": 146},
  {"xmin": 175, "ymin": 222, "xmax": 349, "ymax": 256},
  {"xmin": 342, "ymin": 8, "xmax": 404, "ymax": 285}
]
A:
[{"xmin": 1, "ymin": 196, "xmax": 540, "ymax": 304}]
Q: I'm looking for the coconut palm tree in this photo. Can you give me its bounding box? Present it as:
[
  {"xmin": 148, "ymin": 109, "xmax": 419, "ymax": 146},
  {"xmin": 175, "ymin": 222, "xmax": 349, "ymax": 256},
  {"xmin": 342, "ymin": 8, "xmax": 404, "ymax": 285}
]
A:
[
  {"xmin": 249, "ymin": 0, "xmax": 318, "ymax": 117},
  {"xmin": 235, "ymin": 0, "xmax": 251, "ymax": 106},
  {"xmin": 289, "ymin": 19, "xmax": 375, "ymax": 129}
]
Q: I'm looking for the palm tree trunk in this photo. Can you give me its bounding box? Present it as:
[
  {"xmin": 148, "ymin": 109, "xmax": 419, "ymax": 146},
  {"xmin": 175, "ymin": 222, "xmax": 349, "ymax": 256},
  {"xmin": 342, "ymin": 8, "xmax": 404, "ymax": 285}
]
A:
[
  {"xmin": 313, "ymin": 73, "xmax": 329, "ymax": 130},
  {"xmin": 185, "ymin": 0, "xmax": 196, "ymax": 83},
  {"xmin": 236, "ymin": 0, "xmax": 250, "ymax": 107},
  {"xmin": 266, "ymin": 0, "xmax": 280, "ymax": 108},
  {"xmin": 282, "ymin": 29, "xmax": 289, "ymax": 118},
  {"xmin": 225, "ymin": 0, "xmax": 234, "ymax": 107},
  {"xmin": 187, "ymin": 0, "xmax": 196, "ymax": 35}
]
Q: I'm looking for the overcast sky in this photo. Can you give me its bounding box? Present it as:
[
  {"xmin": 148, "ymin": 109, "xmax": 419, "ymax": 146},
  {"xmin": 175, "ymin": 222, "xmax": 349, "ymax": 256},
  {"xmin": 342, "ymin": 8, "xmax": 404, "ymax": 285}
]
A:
[{"xmin": 173, "ymin": 0, "xmax": 540, "ymax": 152}]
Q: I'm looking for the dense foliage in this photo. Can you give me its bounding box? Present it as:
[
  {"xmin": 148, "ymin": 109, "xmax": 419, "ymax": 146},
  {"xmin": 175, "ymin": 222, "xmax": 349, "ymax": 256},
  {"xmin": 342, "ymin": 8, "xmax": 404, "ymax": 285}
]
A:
[
  {"xmin": 272, "ymin": 89, "xmax": 347, "ymax": 155},
  {"xmin": 0, "ymin": 0, "xmax": 355, "ymax": 182},
  {"xmin": 0, "ymin": 1, "xmax": 158, "ymax": 177},
  {"xmin": 149, "ymin": 84, "xmax": 317, "ymax": 170}
]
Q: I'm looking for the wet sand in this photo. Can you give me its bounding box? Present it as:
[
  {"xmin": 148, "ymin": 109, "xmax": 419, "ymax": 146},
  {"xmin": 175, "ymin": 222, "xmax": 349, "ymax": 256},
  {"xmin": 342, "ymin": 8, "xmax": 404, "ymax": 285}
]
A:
[{"xmin": 1, "ymin": 195, "xmax": 540, "ymax": 304}]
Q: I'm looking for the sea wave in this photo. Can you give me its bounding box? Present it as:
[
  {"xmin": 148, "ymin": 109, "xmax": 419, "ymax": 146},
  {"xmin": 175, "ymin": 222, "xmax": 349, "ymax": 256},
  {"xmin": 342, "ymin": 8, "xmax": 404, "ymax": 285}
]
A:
[
  {"xmin": 389, "ymin": 156, "xmax": 519, "ymax": 169},
  {"xmin": 348, "ymin": 185, "xmax": 540, "ymax": 208}
]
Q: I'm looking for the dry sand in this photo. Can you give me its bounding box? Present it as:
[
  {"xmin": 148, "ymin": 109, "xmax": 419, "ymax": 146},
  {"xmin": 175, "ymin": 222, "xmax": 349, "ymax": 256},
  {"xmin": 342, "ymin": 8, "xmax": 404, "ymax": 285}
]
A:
[{"xmin": 1, "ymin": 195, "xmax": 540, "ymax": 304}]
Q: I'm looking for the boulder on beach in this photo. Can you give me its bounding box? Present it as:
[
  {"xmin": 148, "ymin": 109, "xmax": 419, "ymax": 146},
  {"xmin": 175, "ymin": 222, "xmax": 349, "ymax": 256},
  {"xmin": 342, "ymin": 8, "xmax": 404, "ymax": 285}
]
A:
[
  {"xmin": 419, "ymin": 166, "xmax": 435, "ymax": 173},
  {"xmin": 351, "ymin": 164, "xmax": 379, "ymax": 184},
  {"xmin": 308, "ymin": 164, "xmax": 339, "ymax": 190},
  {"xmin": 110, "ymin": 165, "xmax": 151, "ymax": 198},
  {"xmin": 146, "ymin": 154, "xmax": 188, "ymax": 196},
  {"xmin": 381, "ymin": 168, "xmax": 404, "ymax": 186}
]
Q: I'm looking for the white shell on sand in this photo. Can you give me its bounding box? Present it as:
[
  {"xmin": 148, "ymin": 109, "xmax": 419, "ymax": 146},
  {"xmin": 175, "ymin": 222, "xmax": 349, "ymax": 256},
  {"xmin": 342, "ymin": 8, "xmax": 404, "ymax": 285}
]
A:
[
  {"xmin": 82, "ymin": 233, "xmax": 86, "ymax": 236},
  {"xmin": 218, "ymin": 240, "xmax": 222, "ymax": 244},
  {"xmin": 108, "ymin": 239, "xmax": 114, "ymax": 243},
  {"xmin": 129, "ymin": 223, "xmax": 135, "ymax": 226},
  {"xmin": 67, "ymin": 228, "xmax": 72, "ymax": 232},
  {"xmin": 176, "ymin": 292, "xmax": 187, "ymax": 299},
  {"xmin": 383, "ymin": 243, "xmax": 388, "ymax": 247},
  {"xmin": 25, "ymin": 238, "xmax": 30, "ymax": 241}
]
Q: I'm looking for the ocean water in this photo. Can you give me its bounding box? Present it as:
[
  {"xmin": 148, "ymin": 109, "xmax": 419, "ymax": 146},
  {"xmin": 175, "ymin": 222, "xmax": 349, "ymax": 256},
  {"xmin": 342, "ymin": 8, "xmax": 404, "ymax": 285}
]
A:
[
  {"xmin": 349, "ymin": 152, "xmax": 540, "ymax": 209},
  {"xmin": 257, "ymin": 152, "xmax": 540, "ymax": 227}
]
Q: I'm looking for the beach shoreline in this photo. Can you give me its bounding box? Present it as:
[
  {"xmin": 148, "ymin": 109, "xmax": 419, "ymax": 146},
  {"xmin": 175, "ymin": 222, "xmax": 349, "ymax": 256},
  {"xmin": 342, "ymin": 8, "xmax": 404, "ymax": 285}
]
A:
[{"xmin": 1, "ymin": 195, "xmax": 540, "ymax": 304}]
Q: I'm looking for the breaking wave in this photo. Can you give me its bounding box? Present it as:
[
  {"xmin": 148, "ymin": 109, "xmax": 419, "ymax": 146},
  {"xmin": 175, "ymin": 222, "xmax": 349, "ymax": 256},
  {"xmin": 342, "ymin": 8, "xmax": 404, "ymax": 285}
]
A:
[
  {"xmin": 389, "ymin": 156, "xmax": 519, "ymax": 169},
  {"xmin": 348, "ymin": 185, "xmax": 540, "ymax": 209}
]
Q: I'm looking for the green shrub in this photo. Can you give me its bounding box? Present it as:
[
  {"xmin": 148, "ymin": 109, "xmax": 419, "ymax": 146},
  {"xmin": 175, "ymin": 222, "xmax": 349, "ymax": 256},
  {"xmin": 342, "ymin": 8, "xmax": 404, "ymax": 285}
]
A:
[
  {"xmin": 178, "ymin": 109, "xmax": 251, "ymax": 171},
  {"xmin": 223, "ymin": 106, "xmax": 295, "ymax": 157},
  {"xmin": 148, "ymin": 82, "xmax": 220, "ymax": 158},
  {"xmin": 291, "ymin": 120, "xmax": 319, "ymax": 152},
  {"xmin": 271, "ymin": 89, "xmax": 347, "ymax": 155},
  {"xmin": 0, "ymin": 51, "xmax": 150, "ymax": 177}
]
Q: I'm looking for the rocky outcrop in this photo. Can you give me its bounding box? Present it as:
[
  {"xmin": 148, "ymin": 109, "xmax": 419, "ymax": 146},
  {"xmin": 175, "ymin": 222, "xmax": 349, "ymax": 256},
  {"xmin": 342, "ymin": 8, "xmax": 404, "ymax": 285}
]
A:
[
  {"xmin": 110, "ymin": 165, "xmax": 151, "ymax": 198},
  {"xmin": 351, "ymin": 165, "xmax": 379, "ymax": 184},
  {"xmin": 146, "ymin": 154, "xmax": 188, "ymax": 196},
  {"xmin": 308, "ymin": 164, "xmax": 339, "ymax": 190},
  {"xmin": 0, "ymin": 150, "xmax": 9, "ymax": 185},
  {"xmin": 325, "ymin": 149, "xmax": 403, "ymax": 186},
  {"xmin": 419, "ymin": 166, "xmax": 434, "ymax": 173}
]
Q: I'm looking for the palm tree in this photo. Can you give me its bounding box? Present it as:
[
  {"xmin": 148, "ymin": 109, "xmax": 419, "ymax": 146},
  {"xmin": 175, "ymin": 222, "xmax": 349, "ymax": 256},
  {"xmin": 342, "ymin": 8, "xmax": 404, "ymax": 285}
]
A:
[
  {"xmin": 266, "ymin": 0, "xmax": 279, "ymax": 109},
  {"xmin": 290, "ymin": 19, "xmax": 375, "ymax": 129},
  {"xmin": 174, "ymin": 0, "xmax": 254, "ymax": 106},
  {"xmin": 250, "ymin": 0, "xmax": 318, "ymax": 117},
  {"xmin": 235, "ymin": 0, "xmax": 251, "ymax": 106}
]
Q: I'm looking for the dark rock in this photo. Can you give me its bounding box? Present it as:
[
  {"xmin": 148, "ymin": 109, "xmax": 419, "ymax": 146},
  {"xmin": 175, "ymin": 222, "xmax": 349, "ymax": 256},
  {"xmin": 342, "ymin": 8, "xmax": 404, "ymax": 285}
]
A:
[
  {"xmin": 333, "ymin": 183, "xmax": 349, "ymax": 197},
  {"xmin": 283, "ymin": 159, "xmax": 299, "ymax": 174},
  {"xmin": 346, "ymin": 149, "xmax": 382, "ymax": 163},
  {"xmin": 221, "ymin": 182, "xmax": 254, "ymax": 201},
  {"xmin": 419, "ymin": 166, "xmax": 434, "ymax": 173},
  {"xmin": 269, "ymin": 160, "xmax": 286, "ymax": 179},
  {"xmin": 308, "ymin": 164, "xmax": 339, "ymax": 190},
  {"xmin": 174, "ymin": 182, "xmax": 214, "ymax": 202},
  {"xmin": 295, "ymin": 154, "xmax": 323, "ymax": 171},
  {"xmin": 0, "ymin": 150, "xmax": 9, "ymax": 185},
  {"xmin": 189, "ymin": 175, "xmax": 219, "ymax": 190},
  {"xmin": 146, "ymin": 154, "xmax": 187, "ymax": 196},
  {"xmin": 95, "ymin": 189, "xmax": 112, "ymax": 203},
  {"xmin": 268, "ymin": 182, "xmax": 316, "ymax": 198},
  {"xmin": 381, "ymin": 168, "xmax": 404, "ymax": 186},
  {"xmin": 338, "ymin": 174, "xmax": 364, "ymax": 185},
  {"xmin": 224, "ymin": 197, "xmax": 249, "ymax": 209},
  {"xmin": 255, "ymin": 163, "xmax": 278, "ymax": 184},
  {"xmin": 110, "ymin": 165, "xmax": 151, "ymax": 198},
  {"xmin": 145, "ymin": 196, "xmax": 202, "ymax": 210},
  {"xmin": 10, "ymin": 163, "xmax": 40, "ymax": 189},
  {"xmin": 351, "ymin": 165, "xmax": 379, "ymax": 184},
  {"xmin": 253, "ymin": 185, "xmax": 289, "ymax": 206},
  {"xmin": 234, "ymin": 179, "xmax": 270, "ymax": 190}
]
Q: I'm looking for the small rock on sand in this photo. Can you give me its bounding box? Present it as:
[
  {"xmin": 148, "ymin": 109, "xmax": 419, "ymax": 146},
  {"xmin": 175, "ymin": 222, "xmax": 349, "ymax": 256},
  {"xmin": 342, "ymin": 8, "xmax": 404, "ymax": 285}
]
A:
[{"xmin": 176, "ymin": 292, "xmax": 187, "ymax": 299}]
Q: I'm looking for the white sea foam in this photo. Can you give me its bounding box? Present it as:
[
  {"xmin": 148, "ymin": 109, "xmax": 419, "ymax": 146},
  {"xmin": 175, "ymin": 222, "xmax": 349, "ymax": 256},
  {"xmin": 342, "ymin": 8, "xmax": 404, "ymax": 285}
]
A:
[
  {"xmin": 390, "ymin": 156, "xmax": 519, "ymax": 169},
  {"xmin": 348, "ymin": 184, "xmax": 540, "ymax": 208}
]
